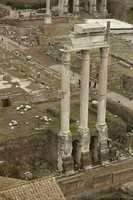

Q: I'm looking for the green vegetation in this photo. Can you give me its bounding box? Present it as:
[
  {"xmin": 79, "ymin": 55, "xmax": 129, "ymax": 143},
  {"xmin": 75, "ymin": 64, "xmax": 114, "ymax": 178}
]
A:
[{"xmin": 0, "ymin": 0, "xmax": 46, "ymax": 9}]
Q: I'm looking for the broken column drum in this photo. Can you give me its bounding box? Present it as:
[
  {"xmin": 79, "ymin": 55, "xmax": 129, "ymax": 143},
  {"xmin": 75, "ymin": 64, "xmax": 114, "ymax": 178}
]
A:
[{"xmin": 58, "ymin": 22, "xmax": 110, "ymax": 173}]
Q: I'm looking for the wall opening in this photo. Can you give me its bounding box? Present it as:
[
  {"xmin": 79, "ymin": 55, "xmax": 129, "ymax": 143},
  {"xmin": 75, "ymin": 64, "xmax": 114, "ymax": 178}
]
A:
[
  {"xmin": 68, "ymin": 0, "xmax": 74, "ymax": 13},
  {"xmin": 2, "ymin": 98, "xmax": 11, "ymax": 107},
  {"xmin": 90, "ymin": 136, "xmax": 99, "ymax": 165},
  {"xmin": 72, "ymin": 140, "xmax": 81, "ymax": 170}
]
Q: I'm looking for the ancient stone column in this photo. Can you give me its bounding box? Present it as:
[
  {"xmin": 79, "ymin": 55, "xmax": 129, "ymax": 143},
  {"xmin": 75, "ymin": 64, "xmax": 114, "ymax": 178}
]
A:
[
  {"xmin": 78, "ymin": 50, "xmax": 91, "ymax": 169},
  {"xmin": 44, "ymin": 0, "xmax": 51, "ymax": 24},
  {"xmin": 92, "ymin": 0, "xmax": 97, "ymax": 13},
  {"xmin": 58, "ymin": 50, "xmax": 74, "ymax": 173},
  {"xmin": 102, "ymin": 0, "xmax": 108, "ymax": 15},
  {"xmin": 60, "ymin": 51, "xmax": 71, "ymax": 133},
  {"xmin": 58, "ymin": 0, "xmax": 65, "ymax": 16},
  {"xmin": 96, "ymin": 47, "xmax": 109, "ymax": 164},
  {"xmin": 79, "ymin": 50, "xmax": 90, "ymax": 131},
  {"xmin": 97, "ymin": 47, "xmax": 109, "ymax": 127},
  {"xmin": 64, "ymin": 0, "xmax": 69, "ymax": 13},
  {"xmin": 75, "ymin": 0, "xmax": 80, "ymax": 13}
]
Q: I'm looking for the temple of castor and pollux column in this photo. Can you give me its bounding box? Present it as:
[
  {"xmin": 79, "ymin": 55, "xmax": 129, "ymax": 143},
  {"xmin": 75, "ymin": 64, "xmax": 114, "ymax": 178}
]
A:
[
  {"xmin": 57, "ymin": 21, "xmax": 111, "ymax": 174},
  {"xmin": 44, "ymin": 0, "xmax": 111, "ymax": 174}
]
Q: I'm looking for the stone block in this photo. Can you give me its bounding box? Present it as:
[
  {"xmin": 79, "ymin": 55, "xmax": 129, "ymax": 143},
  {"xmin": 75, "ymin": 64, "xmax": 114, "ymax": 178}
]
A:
[
  {"xmin": 61, "ymin": 178, "xmax": 84, "ymax": 196},
  {"xmin": 99, "ymin": 149, "xmax": 109, "ymax": 163},
  {"xmin": 74, "ymin": 23, "xmax": 105, "ymax": 34},
  {"xmin": 81, "ymin": 152, "xmax": 91, "ymax": 169},
  {"xmin": 3, "ymin": 75, "xmax": 11, "ymax": 82},
  {"xmin": 63, "ymin": 156, "xmax": 74, "ymax": 174},
  {"xmin": 113, "ymin": 168, "xmax": 133, "ymax": 184},
  {"xmin": 93, "ymin": 173, "xmax": 112, "ymax": 189}
]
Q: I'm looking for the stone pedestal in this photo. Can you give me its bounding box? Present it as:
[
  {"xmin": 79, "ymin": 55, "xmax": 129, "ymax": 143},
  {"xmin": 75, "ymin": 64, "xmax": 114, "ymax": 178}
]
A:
[
  {"xmin": 97, "ymin": 47, "xmax": 109, "ymax": 126},
  {"xmin": 78, "ymin": 50, "xmax": 91, "ymax": 169},
  {"xmin": 58, "ymin": 132, "xmax": 74, "ymax": 174},
  {"xmin": 96, "ymin": 124, "xmax": 109, "ymax": 164},
  {"xmin": 81, "ymin": 152, "xmax": 92, "ymax": 169},
  {"xmin": 44, "ymin": 14, "xmax": 52, "ymax": 24},
  {"xmin": 63, "ymin": 156, "xmax": 74, "ymax": 173}
]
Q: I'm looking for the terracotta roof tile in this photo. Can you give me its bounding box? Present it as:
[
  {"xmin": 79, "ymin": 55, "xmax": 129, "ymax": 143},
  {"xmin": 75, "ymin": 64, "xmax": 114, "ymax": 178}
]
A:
[{"xmin": 0, "ymin": 176, "xmax": 65, "ymax": 200}]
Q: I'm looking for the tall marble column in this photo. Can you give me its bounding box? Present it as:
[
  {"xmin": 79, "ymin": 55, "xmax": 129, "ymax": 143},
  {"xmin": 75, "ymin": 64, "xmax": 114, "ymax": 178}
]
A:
[
  {"xmin": 78, "ymin": 50, "xmax": 91, "ymax": 169},
  {"xmin": 96, "ymin": 47, "xmax": 109, "ymax": 164},
  {"xmin": 75, "ymin": 0, "xmax": 80, "ymax": 13},
  {"xmin": 58, "ymin": 50, "xmax": 73, "ymax": 173},
  {"xmin": 44, "ymin": 0, "xmax": 51, "ymax": 24},
  {"xmin": 102, "ymin": 0, "xmax": 108, "ymax": 15},
  {"xmin": 58, "ymin": 0, "xmax": 65, "ymax": 16},
  {"xmin": 92, "ymin": 0, "xmax": 97, "ymax": 13},
  {"xmin": 97, "ymin": 47, "xmax": 108, "ymax": 127},
  {"xmin": 60, "ymin": 51, "xmax": 71, "ymax": 133},
  {"xmin": 64, "ymin": 0, "xmax": 69, "ymax": 13}
]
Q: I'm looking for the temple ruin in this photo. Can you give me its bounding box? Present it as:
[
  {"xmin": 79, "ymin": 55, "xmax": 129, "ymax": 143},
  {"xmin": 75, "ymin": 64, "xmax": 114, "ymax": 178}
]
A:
[
  {"xmin": 58, "ymin": 22, "xmax": 110, "ymax": 173},
  {"xmin": 45, "ymin": 0, "xmax": 108, "ymax": 17}
]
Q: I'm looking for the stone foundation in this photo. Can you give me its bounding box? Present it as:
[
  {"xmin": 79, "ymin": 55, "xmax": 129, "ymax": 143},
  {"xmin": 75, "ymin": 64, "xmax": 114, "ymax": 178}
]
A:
[
  {"xmin": 81, "ymin": 152, "xmax": 91, "ymax": 169},
  {"xmin": 63, "ymin": 157, "xmax": 74, "ymax": 174}
]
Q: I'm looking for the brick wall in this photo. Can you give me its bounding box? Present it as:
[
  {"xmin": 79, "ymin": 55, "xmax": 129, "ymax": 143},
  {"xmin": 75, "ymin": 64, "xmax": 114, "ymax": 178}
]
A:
[
  {"xmin": 0, "ymin": 129, "xmax": 58, "ymax": 167},
  {"xmin": 93, "ymin": 168, "xmax": 133, "ymax": 189},
  {"xmin": 60, "ymin": 178, "xmax": 85, "ymax": 196}
]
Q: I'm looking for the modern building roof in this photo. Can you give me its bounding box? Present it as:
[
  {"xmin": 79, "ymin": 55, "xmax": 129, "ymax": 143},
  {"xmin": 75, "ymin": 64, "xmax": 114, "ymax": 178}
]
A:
[{"xmin": 0, "ymin": 176, "xmax": 65, "ymax": 200}]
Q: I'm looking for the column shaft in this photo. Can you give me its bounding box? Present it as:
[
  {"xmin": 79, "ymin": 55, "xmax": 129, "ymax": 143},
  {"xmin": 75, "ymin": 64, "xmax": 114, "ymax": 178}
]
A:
[
  {"xmin": 46, "ymin": 0, "xmax": 50, "ymax": 15},
  {"xmin": 58, "ymin": 0, "xmax": 65, "ymax": 15},
  {"xmin": 93, "ymin": 0, "xmax": 97, "ymax": 13},
  {"xmin": 44, "ymin": 0, "xmax": 51, "ymax": 24},
  {"xmin": 97, "ymin": 48, "xmax": 109, "ymax": 125},
  {"xmin": 75, "ymin": 0, "xmax": 80, "ymax": 13},
  {"xmin": 102, "ymin": 0, "xmax": 108, "ymax": 15},
  {"xmin": 61, "ymin": 51, "xmax": 71, "ymax": 133},
  {"xmin": 64, "ymin": 0, "xmax": 69, "ymax": 13},
  {"xmin": 79, "ymin": 50, "xmax": 90, "ymax": 130}
]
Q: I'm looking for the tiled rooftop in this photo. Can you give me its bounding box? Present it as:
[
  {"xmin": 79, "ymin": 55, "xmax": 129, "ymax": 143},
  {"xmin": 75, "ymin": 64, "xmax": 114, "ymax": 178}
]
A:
[{"xmin": 0, "ymin": 176, "xmax": 65, "ymax": 200}]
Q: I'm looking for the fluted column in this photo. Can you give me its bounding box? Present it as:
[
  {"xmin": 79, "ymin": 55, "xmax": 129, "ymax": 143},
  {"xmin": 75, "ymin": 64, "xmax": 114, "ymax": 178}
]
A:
[
  {"xmin": 58, "ymin": 50, "xmax": 73, "ymax": 173},
  {"xmin": 58, "ymin": 0, "xmax": 65, "ymax": 16},
  {"xmin": 60, "ymin": 51, "xmax": 71, "ymax": 133},
  {"xmin": 95, "ymin": 47, "xmax": 109, "ymax": 164},
  {"xmin": 75, "ymin": 0, "xmax": 80, "ymax": 13},
  {"xmin": 79, "ymin": 50, "xmax": 90, "ymax": 132},
  {"xmin": 92, "ymin": 0, "xmax": 97, "ymax": 13},
  {"xmin": 78, "ymin": 50, "xmax": 91, "ymax": 169},
  {"xmin": 97, "ymin": 47, "xmax": 109, "ymax": 126},
  {"xmin": 102, "ymin": 0, "xmax": 108, "ymax": 15},
  {"xmin": 44, "ymin": 0, "xmax": 51, "ymax": 24},
  {"xmin": 64, "ymin": 0, "xmax": 69, "ymax": 13}
]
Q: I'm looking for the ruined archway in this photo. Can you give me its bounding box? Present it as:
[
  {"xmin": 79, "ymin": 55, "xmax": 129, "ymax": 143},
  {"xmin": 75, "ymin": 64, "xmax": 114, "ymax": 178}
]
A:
[
  {"xmin": 72, "ymin": 140, "xmax": 81, "ymax": 170},
  {"xmin": 68, "ymin": 0, "xmax": 74, "ymax": 13},
  {"xmin": 90, "ymin": 136, "xmax": 99, "ymax": 165}
]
